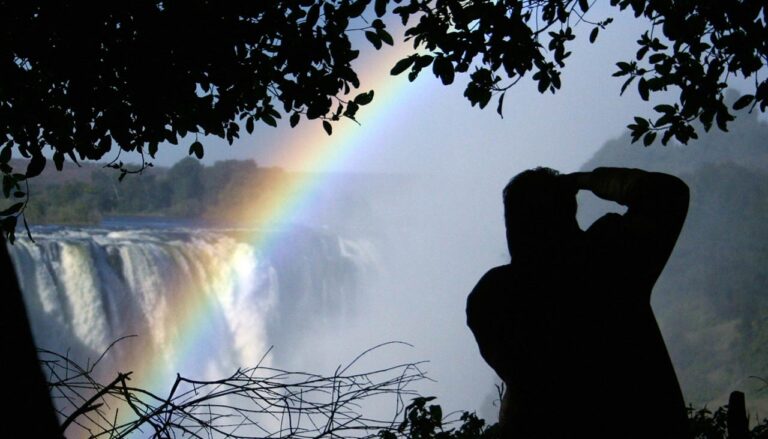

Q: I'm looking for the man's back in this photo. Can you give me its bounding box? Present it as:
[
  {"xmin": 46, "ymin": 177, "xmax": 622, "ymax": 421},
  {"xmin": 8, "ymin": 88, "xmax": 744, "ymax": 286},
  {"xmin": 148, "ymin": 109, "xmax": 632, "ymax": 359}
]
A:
[{"xmin": 467, "ymin": 168, "xmax": 690, "ymax": 438}]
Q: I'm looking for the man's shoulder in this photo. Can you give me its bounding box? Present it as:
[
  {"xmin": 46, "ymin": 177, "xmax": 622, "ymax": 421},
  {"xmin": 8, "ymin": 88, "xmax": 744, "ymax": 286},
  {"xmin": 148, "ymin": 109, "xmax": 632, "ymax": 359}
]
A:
[
  {"xmin": 584, "ymin": 212, "xmax": 629, "ymax": 249},
  {"xmin": 586, "ymin": 212, "xmax": 624, "ymax": 234},
  {"xmin": 467, "ymin": 265, "xmax": 514, "ymax": 310},
  {"xmin": 467, "ymin": 265, "xmax": 514, "ymax": 331},
  {"xmin": 481, "ymin": 264, "xmax": 513, "ymax": 281},
  {"xmin": 474, "ymin": 264, "xmax": 514, "ymax": 290}
]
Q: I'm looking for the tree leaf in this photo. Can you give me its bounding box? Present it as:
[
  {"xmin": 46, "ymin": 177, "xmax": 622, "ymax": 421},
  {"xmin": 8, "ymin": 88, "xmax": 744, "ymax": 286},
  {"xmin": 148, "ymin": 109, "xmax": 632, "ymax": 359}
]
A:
[
  {"xmin": 589, "ymin": 27, "xmax": 599, "ymax": 43},
  {"xmin": 354, "ymin": 90, "xmax": 374, "ymax": 105},
  {"xmin": 97, "ymin": 135, "xmax": 112, "ymax": 152},
  {"xmin": 0, "ymin": 202, "xmax": 23, "ymax": 216},
  {"xmin": 432, "ymin": 57, "xmax": 443, "ymax": 78},
  {"xmin": 375, "ymin": 0, "xmax": 387, "ymax": 17},
  {"xmin": 290, "ymin": 112, "xmax": 300, "ymax": 128},
  {"xmin": 2, "ymin": 175, "xmax": 13, "ymax": 198},
  {"xmin": 654, "ymin": 104, "xmax": 675, "ymax": 114},
  {"xmin": 414, "ymin": 55, "xmax": 434, "ymax": 69},
  {"xmin": 661, "ymin": 129, "xmax": 674, "ymax": 145},
  {"xmin": 638, "ymin": 77, "xmax": 649, "ymax": 101},
  {"xmin": 148, "ymin": 142, "xmax": 158, "ymax": 158},
  {"xmin": 262, "ymin": 114, "xmax": 277, "ymax": 127},
  {"xmin": 732, "ymin": 94, "xmax": 754, "ymax": 110},
  {"xmin": 391, "ymin": 56, "xmax": 415, "ymax": 75},
  {"xmin": 347, "ymin": 0, "xmax": 367, "ymax": 17},
  {"xmin": 433, "ymin": 57, "xmax": 455, "ymax": 85},
  {"xmin": 373, "ymin": 0, "xmax": 389, "ymax": 17},
  {"xmin": 306, "ymin": 4, "xmax": 320, "ymax": 28},
  {"xmin": 537, "ymin": 75, "xmax": 550, "ymax": 93},
  {"xmin": 496, "ymin": 92, "xmax": 505, "ymax": 118},
  {"xmin": 620, "ymin": 76, "xmax": 635, "ymax": 95},
  {"xmin": 53, "ymin": 151, "xmax": 64, "ymax": 171},
  {"xmin": 188, "ymin": 141, "xmax": 204, "ymax": 159},
  {"xmin": 26, "ymin": 154, "xmax": 46, "ymax": 178},
  {"xmin": 635, "ymin": 44, "xmax": 649, "ymax": 61},
  {"xmin": 0, "ymin": 143, "xmax": 11, "ymax": 164},
  {"xmin": 344, "ymin": 101, "xmax": 360, "ymax": 118},
  {"xmin": 2, "ymin": 215, "xmax": 17, "ymax": 243},
  {"xmin": 322, "ymin": 120, "xmax": 332, "ymax": 135},
  {"xmin": 613, "ymin": 61, "xmax": 631, "ymax": 77},
  {"xmin": 365, "ymin": 31, "xmax": 382, "ymax": 50},
  {"xmin": 715, "ymin": 107, "xmax": 733, "ymax": 131},
  {"xmin": 643, "ymin": 131, "xmax": 657, "ymax": 146},
  {"xmin": 378, "ymin": 29, "xmax": 394, "ymax": 46}
]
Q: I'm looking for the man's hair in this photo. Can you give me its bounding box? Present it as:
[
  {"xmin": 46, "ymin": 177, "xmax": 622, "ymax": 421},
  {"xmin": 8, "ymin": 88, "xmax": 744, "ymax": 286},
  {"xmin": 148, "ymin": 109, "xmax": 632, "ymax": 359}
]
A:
[{"xmin": 503, "ymin": 167, "xmax": 577, "ymax": 255}]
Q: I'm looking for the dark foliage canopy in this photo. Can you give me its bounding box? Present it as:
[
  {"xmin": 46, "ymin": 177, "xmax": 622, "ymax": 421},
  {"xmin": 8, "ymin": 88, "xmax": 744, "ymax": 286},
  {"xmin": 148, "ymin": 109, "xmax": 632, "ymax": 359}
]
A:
[
  {"xmin": 0, "ymin": 0, "xmax": 390, "ymax": 238},
  {"xmin": 0, "ymin": 0, "xmax": 767, "ymax": 239},
  {"xmin": 390, "ymin": 0, "xmax": 767, "ymax": 145}
]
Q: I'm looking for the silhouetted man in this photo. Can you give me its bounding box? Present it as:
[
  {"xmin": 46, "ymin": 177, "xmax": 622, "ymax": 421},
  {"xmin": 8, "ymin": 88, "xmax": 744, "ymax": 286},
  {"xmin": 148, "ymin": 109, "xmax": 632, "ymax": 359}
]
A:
[{"xmin": 467, "ymin": 167, "xmax": 690, "ymax": 438}]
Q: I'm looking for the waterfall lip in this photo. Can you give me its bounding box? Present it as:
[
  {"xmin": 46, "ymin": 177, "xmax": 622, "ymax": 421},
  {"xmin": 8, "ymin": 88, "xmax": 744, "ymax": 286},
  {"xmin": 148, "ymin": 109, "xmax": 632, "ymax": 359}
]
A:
[{"xmin": 19, "ymin": 220, "xmax": 344, "ymax": 242}]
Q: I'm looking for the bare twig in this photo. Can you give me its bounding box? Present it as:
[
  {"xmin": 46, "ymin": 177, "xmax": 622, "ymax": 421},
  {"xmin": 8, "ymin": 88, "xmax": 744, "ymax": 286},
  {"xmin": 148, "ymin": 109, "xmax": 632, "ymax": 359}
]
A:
[{"xmin": 40, "ymin": 341, "xmax": 427, "ymax": 439}]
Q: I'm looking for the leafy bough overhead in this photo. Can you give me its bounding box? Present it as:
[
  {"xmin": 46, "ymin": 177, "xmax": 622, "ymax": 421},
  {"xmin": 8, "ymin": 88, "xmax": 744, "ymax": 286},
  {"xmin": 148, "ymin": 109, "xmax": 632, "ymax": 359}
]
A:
[
  {"xmin": 0, "ymin": 0, "xmax": 393, "ymax": 240},
  {"xmin": 388, "ymin": 0, "xmax": 767, "ymax": 144},
  {"xmin": 1, "ymin": 0, "xmax": 767, "ymax": 239}
]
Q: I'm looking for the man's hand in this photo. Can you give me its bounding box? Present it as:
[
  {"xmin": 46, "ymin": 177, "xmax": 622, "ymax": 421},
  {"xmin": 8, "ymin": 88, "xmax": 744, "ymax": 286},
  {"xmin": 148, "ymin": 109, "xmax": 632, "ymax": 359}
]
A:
[
  {"xmin": 563, "ymin": 168, "xmax": 648, "ymax": 204},
  {"xmin": 560, "ymin": 171, "xmax": 591, "ymax": 193}
]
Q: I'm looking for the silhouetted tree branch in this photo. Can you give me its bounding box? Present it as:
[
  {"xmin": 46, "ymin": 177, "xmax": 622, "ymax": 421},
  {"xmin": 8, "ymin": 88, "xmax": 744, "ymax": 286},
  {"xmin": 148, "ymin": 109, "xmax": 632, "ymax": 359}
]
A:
[
  {"xmin": 41, "ymin": 341, "xmax": 428, "ymax": 439},
  {"xmin": 390, "ymin": 0, "xmax": 767, "ymax": 147},
  {"xmin": 37, "ymin": 337, "xmax": 768, "ymax": 439},
  {"xmin": 2, "ymin": 1, "xmax": 767, "ymax": 238},
  {"xmin": 0, "ymin": 0, "xmax": 391, "ymax": 239}
]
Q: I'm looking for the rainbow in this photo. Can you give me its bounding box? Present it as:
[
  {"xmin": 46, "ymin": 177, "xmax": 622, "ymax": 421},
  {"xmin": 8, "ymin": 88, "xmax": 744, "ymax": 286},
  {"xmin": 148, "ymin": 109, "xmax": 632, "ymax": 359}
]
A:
[{"xmin": 102, "ymin": 40, "xmax": 427, "ymax": 434}]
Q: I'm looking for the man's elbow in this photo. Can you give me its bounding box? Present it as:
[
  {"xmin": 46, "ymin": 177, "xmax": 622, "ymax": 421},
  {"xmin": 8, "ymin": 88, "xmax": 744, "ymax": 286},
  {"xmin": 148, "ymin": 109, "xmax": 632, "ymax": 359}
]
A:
[
  {"xmin": 666, "ymin": 174, "xmax": 690, "ymax": 215},
  {"xmin": 648, "ymin": 172, "xmax": 690, "ymax": 215},
  {"xmin": 668, "ymin": 174, "xmax": 689, "ymax": 200}
]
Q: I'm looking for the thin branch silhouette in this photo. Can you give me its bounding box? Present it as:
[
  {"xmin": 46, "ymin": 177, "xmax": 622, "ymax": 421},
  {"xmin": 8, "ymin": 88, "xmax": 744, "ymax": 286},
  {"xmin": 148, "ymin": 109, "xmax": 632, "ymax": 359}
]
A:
[{"xmin": 40, "ymin": 341, "xmax": 428, "ymax": 439}]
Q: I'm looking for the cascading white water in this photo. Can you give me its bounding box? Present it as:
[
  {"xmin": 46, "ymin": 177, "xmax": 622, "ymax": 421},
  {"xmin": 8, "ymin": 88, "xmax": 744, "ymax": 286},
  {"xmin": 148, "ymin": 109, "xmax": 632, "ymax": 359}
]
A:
[{"xmin": 10, "ymin": 225, "xmax": 379, "ymax": 385}]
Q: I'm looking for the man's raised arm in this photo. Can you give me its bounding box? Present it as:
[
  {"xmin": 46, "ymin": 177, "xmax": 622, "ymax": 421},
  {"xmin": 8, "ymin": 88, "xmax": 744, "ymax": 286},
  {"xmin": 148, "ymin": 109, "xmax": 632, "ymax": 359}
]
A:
[{"xmin": 566, "ymin": 167, "xmax": 690, "ymax": 293}]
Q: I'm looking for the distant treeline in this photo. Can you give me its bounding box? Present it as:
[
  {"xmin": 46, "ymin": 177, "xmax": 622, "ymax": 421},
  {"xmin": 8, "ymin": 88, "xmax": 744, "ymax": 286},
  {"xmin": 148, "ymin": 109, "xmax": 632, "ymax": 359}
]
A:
[{"xmin": 25, "ymin": 158, "xmax": 289, "ymax": 225}]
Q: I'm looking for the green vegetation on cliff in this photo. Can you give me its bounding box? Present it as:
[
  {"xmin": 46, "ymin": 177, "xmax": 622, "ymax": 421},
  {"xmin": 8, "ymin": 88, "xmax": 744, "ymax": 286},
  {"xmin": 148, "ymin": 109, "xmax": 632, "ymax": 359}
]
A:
[{"xmin": 23, "ymin": 158, "xmax": 287, "ymax": 225}]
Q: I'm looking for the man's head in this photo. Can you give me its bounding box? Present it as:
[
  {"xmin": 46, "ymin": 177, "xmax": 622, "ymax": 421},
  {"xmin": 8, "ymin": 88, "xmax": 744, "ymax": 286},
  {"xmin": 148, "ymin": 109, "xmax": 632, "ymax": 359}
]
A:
[{"xmin": 503, "ymin": 167, "xmax": 578, "ymax": 256}]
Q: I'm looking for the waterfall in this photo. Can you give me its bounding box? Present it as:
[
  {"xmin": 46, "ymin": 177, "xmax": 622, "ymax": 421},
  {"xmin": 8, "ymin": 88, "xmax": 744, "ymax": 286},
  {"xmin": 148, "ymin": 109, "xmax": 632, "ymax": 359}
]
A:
[{"xmin": 10, "ymin": 225, "xmax": 379, "ymax": 385}]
